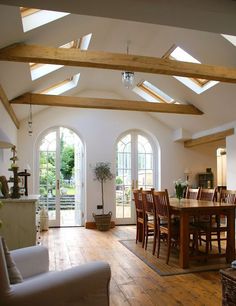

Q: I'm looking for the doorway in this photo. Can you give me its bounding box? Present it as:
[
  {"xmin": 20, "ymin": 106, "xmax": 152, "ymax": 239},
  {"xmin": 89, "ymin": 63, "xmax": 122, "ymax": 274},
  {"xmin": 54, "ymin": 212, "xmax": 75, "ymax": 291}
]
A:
[
  {"xmin": 37, "ymin": 127, "xmax": 84, "ymax": 227},
  {"xmin": 115, "ymin": 131, "xmax": 156, "ymax": 224},
  {"xmin": 216, "ymin": 148, "xmax": 227, "ymax": 187}
]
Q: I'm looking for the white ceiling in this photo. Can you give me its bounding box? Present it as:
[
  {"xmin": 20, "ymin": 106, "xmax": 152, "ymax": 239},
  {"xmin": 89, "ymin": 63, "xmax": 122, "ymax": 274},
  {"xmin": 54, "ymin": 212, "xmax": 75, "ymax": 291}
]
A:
[{"xmin": 0, "ymin": 1, "xmax": 236, "ymax": 137}]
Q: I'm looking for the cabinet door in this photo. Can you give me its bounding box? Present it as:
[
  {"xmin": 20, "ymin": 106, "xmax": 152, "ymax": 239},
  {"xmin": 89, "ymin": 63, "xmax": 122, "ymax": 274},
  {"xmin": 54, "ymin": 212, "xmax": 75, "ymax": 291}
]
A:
[{"xmin": 0, "ymin": 200, "xmax": 37, "ymax": 250}]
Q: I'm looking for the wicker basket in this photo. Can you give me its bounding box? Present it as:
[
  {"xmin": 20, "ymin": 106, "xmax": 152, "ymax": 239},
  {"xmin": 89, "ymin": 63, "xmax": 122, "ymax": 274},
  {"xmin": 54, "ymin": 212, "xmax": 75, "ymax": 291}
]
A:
[{"xmin": 93, "ymin": 212, "xmax": 112, "ymax": 231}]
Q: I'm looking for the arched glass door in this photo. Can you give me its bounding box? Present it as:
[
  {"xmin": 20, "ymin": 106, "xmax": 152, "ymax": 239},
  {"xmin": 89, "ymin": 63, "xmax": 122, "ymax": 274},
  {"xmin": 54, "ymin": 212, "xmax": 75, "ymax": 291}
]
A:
[
  {"xmin": 38, "ymin": 127, "xmax": 84, "ymax": 227},
  {"xmin": 116, "ymin": 131, "xmax": 155, "ymax": 224}
]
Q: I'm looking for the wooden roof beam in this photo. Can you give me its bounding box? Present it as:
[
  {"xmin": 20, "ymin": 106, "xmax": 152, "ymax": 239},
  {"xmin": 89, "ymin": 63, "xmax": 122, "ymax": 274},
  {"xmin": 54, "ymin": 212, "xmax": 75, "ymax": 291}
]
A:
[
  {"xmin": 10, "ymin": 93, "xmax": 203, "ymax": 115},
  {"xmin": 1, "ymin": 43, "xmax": 236, "ymax": 83},
  {"xmin": 0, "ymin": 84, "xmax": 20, "ymax": 129},
  {"xmin": 184, "ymin": 128, "xmax": 234, "ymax": 148}
]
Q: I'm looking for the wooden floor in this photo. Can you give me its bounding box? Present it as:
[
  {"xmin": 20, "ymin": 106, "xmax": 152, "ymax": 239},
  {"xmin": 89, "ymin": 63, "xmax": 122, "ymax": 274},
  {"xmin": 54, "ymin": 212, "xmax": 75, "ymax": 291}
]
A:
[{"xmin": 41, "ymin": 226, "xmax": 222, "ymax": 306}]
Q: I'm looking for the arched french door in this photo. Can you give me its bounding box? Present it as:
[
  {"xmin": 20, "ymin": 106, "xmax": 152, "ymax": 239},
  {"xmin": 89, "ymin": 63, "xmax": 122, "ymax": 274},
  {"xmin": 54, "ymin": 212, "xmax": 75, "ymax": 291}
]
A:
[
  {"xmin": 116, "ymin": 131, "xmax": 156, "ymax": 224},
  {"xmin": 37, "ymin": 127, "xmax": 84, "ymax": 227}
]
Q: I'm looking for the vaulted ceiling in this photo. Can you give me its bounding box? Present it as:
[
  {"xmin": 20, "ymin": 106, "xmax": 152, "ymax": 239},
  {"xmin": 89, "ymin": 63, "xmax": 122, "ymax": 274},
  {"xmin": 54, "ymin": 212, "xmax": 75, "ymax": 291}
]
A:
[{"xmin": 0, "ymin": 0, "xmax": 236, "ymax": 138}]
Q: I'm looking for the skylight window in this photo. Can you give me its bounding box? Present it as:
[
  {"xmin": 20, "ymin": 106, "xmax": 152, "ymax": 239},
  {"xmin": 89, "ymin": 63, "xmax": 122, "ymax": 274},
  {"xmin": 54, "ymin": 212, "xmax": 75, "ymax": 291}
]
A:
[
  {"xmin": 221, "ymin": 34, "xmax": 236, "ymax": 47},
  {"xmin": 39, "ymin": 73, "xmax": 80, "ymax": 95},
  {"xmin": 30, "ymin": 33, "xmax": 92, "ymax": 80},
  {"xmin": 20, "ymin": 7, "xmax": 70, "ymax": 32},
  {"xmin": 133, "ymin": 80, "xmax": 178, "ymax": 104},
  {"xmin": 164, "ymin": 45, "xmax": 218, "ymax": 94}
]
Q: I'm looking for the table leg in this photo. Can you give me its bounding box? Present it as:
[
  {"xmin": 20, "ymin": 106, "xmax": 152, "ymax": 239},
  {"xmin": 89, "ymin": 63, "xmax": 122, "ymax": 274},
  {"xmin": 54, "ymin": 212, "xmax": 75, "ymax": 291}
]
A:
[
  {"xmin": 179, "ymin": 211, "xmax": 189, "ymax": 268},
  {"xmin": 226, "ymin": 208, "xmax": 235, "ymax": 263}
]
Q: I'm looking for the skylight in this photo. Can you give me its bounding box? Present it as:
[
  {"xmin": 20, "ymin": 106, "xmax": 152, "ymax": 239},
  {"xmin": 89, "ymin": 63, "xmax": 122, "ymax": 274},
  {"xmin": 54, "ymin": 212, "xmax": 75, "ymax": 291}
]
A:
[
  {"xmin": 30, "ymin": 33, "xmax": 92, "ymax": 80},
  {"xmin": 221, "ymin": 34, "xmax": 236, "ymax": 47},
  {"xmin": 39, "ymin": 73, "xmax": 80, "ymax": 95},
  {"xmin": 133, "ymin": 80, "xmax": 178, "ymax": 104},
  {"xmin": 20, "ymin": 7, "xmax": 70, "ymax": 32},
  {"xmin": 164, "ymin": 45, "xmax": 218, "ymax": 94}
]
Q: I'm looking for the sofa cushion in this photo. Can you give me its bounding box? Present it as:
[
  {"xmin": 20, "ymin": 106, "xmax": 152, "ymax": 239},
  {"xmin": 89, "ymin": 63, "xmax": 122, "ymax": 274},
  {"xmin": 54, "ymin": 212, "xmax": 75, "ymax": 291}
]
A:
[{"xmin": 1, "ymin": 237, "xmax": 23, "ymax": 284}]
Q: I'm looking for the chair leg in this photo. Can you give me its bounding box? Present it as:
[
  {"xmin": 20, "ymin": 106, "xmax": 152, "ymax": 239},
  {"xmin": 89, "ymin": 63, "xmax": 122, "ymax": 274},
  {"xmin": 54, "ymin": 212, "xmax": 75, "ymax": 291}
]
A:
[
  {"xmin": 166, "ymin": 233, "xmax": 171, "ymax": 265},
  {"xmin": 216, "ymin": 215, "xmax": 222, "ymax": 253},
  {"xmin": 141, "ymin": 223, "xmax": 145, "ymax": 248},
  {"xmin": 145, "ymin": 223, "xmax": 148, "ymax": 250},
  {"xmin": 217, "ymin": 231, "xmax": 221, "ymax": 253},
  {"xmin": 136, "ymin": 223, "xmax": 138, "ymax": 244},
  {"xmin": 205, "ymin": 230, "xmax": 210, "ymax": 258},
  {"xmin": 152, "ymin": 227, "xmax": 157, "ymax": 255},
  {"xmin": 157, "ymin": 227, "xmax": 161, "ymax": 258}
]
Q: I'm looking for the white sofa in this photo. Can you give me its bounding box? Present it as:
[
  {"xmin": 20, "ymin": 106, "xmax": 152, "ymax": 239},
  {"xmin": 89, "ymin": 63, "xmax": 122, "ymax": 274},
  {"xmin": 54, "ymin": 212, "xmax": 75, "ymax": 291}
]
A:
[{"xmin": 0, "ymin": 239, "xmax": 111, "ymax": 306}]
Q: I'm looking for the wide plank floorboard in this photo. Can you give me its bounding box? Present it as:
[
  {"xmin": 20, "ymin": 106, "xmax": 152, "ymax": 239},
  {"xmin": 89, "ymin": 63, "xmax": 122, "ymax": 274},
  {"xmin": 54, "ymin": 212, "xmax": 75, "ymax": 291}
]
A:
[{"xmin": 41, "ymin": 226, "xmax": 222, "ymax": 306}]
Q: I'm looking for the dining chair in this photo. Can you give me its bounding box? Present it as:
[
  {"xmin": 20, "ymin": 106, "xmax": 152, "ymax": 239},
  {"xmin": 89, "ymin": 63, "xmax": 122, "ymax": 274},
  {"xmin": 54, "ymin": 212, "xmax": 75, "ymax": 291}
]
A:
[
  {"xmin": 213, "ymin": 189, "xmax": 236, "ymax": 251},
  {"xmin": 142, "ymin": 189, "xmax": 156, "ymax": 254},
  {"xmin": 220, "ymin": 189, "xmax": 236, "ymax": 205},
  {"xmin": 185, "ymin": 187, "xmax": 201, "ymax": 226},
  {"xmin": 197, "ymin": 187, "xmax": 223, "ymax": 254},
  {"xmin": 153, "ymin": 189, "xmax": 180, "ymax": 264},
  {"xmin": 133, "ymin": 188, "xmax": 145, "ymax": 247},
  {"xmin": 185, "ymin": 187, "xmax": 200, "ymax": 200},
  {"xmin": 199, "ymin": 188, "xmax": 217, "ymax": 202}
]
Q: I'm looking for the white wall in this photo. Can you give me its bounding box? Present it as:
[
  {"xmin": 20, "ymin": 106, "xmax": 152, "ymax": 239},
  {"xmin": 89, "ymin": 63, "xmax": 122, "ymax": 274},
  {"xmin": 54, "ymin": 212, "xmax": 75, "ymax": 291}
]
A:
[
  {"xmin": 0, "ymin": 103, "xmax": 18, "ymax": 176},
  {"xmin": 16, "ymin": 105, "xmax": 218, "ymax": 223},
  {"xmin": 226, "ymin": 131, "xmax": 236, "ymax": 189}
]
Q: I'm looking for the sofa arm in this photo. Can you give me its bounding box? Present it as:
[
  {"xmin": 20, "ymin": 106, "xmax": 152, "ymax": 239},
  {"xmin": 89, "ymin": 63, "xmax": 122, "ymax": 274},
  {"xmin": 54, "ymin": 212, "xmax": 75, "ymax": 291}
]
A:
[
  {"xmin": 11, "ymin": 245, "xmax": 49, "ymax": 279},
  {"xmin": 5, "ymin": 261, "xmax": 111, "ymax": 306}
]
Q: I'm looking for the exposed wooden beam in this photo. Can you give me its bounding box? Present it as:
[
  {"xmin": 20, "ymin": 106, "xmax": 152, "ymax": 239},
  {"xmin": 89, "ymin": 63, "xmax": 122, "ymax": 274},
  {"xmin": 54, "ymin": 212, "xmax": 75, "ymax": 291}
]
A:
[
  {"xmin": 184, "ymin": 128, "xmax": 234, "ymax": 148},
  {"xmin": 1, "ymin": 43, "xmax": 236, "ymax": 83},
  {"xmin": 0, "ymin": 84, "xmax": 20, "ymax": 129},
  {"xmin": 10, "ymin": 93, "xmax": 203, "ymax": 115}
]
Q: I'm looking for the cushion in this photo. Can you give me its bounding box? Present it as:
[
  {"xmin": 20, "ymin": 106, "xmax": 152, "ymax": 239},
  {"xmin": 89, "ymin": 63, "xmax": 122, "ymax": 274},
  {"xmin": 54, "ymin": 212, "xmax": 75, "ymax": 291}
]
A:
[{"xmin": 1, "ymin": 237, "xmax": 23, "ymax": 284}]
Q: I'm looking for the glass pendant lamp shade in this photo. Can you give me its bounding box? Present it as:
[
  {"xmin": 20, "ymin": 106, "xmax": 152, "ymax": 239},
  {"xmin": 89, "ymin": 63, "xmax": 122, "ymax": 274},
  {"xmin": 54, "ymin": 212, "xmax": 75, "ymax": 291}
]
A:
[{"xmin": 121, "ymin": 71, "xmax": 135, "ymax": 89}]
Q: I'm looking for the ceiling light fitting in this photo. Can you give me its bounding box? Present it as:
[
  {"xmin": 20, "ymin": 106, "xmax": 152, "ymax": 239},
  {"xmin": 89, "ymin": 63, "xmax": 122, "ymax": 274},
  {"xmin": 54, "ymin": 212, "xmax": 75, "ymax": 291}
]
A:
[
  {"xmin": 122, "ymin": 71, "xmax": 135, "ymax": 89},
  {"xmin": 121, "ymin": 41, "xmax": 135, "ymax": 89},
  {"xmin": 28, "ymin": 104, "xmax": 33, "ymax": 136}
]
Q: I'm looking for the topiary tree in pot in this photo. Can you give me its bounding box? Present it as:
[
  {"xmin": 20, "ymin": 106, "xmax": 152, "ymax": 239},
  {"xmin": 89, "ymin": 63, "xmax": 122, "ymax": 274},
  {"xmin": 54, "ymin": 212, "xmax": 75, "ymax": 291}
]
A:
[{"xmin": 93, "ymin": 162, "xmax": 114, "ymax": 231}]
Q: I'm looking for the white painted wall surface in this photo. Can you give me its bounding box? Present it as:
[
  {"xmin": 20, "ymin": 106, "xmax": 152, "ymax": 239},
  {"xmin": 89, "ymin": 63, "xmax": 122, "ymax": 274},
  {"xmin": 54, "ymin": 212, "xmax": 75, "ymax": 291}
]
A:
[
  {"xmin": 16, "ymin": 106, "xmax": 217, "ymax": 223},
  {"xmin": 0, "ymin": 103, "xmax": 17, "ymax": 176},
  {"xmin": 226, "ymin": 132, "xmax": 236, "ymax": 189}
]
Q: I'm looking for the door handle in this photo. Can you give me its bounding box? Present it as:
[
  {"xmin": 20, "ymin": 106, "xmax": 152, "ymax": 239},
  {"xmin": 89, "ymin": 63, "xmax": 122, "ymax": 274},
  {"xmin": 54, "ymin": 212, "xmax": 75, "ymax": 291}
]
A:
[
  {"xmin": 132, "ymin": 179, "xmax": 135, "ymax": 190},
  {"xmin": 57, "ymin": 180, "xmax": 60, "ymax": 190},
  {"xmin": 136, "ymin": 179, "xmax": 138, "ymax": 189}
]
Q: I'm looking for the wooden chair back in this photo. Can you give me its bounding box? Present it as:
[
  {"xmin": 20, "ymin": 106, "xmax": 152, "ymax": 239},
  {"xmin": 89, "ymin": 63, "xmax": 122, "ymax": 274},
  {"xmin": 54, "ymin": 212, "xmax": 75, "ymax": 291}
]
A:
[
  {"xmin": 185, "ymin": 187, "xmax": 200, "ymax": 200},
  {"xmin": 220, "ymin": 189, "xmax": 236, "ymax": 204},
  {"xmin": 153, "ymin": 189, "xmax": 170, "ymax": 220},
  {"xmin": 199, "ymin": 187, "xmax": 217, "ymax": 201},
  {"xmin": 133, "ymin": 188, "xmax": 144, "ymax": 214},
  {"xmin": 142, "ymin": 189, "xmax": 155, "ymax": 215}
]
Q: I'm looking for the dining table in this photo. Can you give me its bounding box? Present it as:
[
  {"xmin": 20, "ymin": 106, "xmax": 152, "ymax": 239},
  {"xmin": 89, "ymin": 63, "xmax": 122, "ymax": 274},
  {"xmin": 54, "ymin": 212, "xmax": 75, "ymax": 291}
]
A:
[{"xmin": 169, "ymin": 198, "xmax": 236, "ymax": 269}]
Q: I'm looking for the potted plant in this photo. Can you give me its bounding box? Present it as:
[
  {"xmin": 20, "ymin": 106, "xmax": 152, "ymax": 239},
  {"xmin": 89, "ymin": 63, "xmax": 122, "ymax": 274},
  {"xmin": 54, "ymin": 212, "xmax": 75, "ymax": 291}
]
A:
[
  {"xmin": 93, "ymin": 162, "xmax": 114, "ymax": 231},
  {"xmin": 174, "ymin": 178, "xmax": 188, "ymax": 201}
]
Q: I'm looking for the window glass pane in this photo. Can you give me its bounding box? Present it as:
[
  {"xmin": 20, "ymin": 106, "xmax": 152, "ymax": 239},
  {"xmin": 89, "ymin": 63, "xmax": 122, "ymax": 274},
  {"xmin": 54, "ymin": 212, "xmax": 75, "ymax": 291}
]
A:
[
  {"xmin": 116, "ymin": 134, "xmax": 132, "ymax": 218},
  {"xmin": 137, "ymin": 135, "xmax": 154, "ymax": 189},
  {"xmin": 138, "ymin": 153, "xmax": 145, "ymax": 169},
  {"xmin": 146, "ymin": 154, "xmax": 153, "ymax": 170},
  {"xmin": 145, "ymin": 170, "xmax": 153, "ymax": 186},
  {"xmin": 138, "ymin": 143, "xmax": 145, "ymax": 153}
]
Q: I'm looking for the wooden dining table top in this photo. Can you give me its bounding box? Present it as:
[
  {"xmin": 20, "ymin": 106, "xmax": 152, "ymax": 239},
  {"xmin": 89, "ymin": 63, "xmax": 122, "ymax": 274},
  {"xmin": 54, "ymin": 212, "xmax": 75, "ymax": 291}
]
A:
[{"xmin": 169, "ymin": 197, "xmax": 236, "ymax": 211}]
